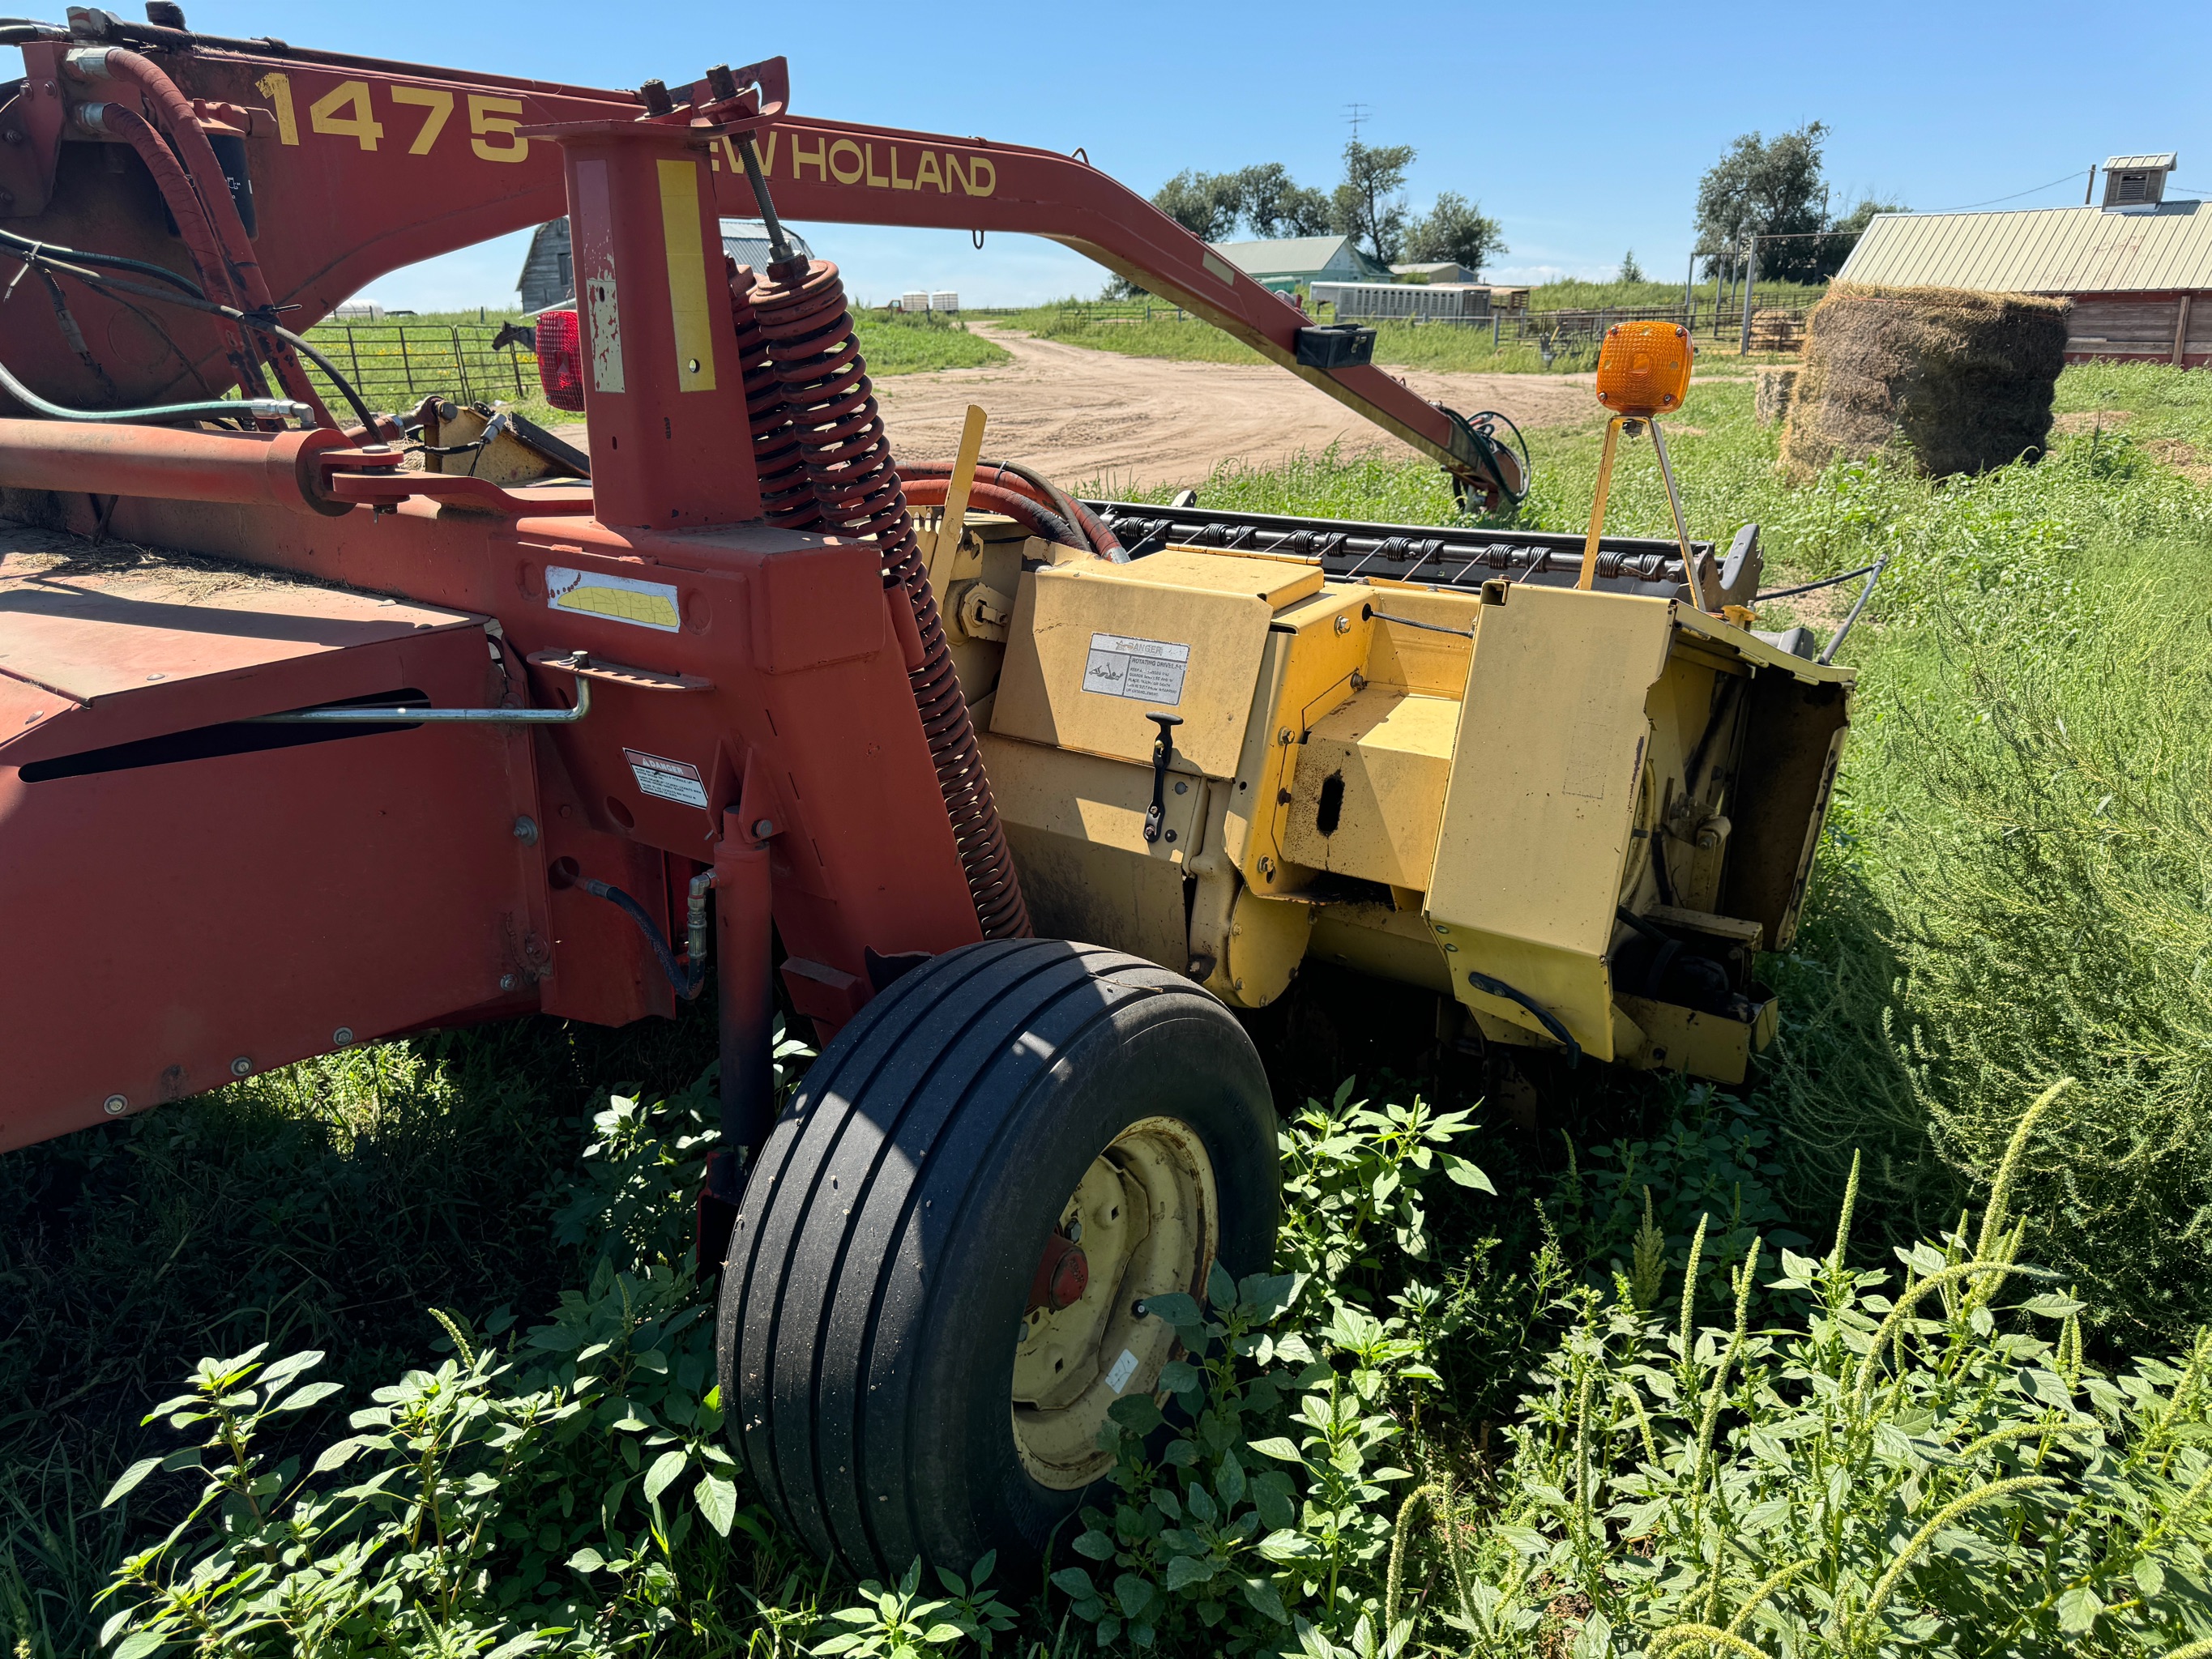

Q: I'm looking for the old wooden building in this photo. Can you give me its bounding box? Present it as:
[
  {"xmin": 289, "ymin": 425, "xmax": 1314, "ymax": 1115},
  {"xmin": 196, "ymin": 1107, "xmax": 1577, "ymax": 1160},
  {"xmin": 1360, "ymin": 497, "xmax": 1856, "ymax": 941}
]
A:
[{"xmin": 1837, "ymin": 155, "xmax": 2212, "ymax": 368}]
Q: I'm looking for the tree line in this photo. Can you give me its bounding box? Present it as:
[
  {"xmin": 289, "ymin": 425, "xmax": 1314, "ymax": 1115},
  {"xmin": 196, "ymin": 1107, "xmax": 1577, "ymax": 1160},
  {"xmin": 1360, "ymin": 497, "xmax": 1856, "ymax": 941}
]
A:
[{"xmin": 1147, "ymin": 139, "xmax": 1507, "ymax": 275}]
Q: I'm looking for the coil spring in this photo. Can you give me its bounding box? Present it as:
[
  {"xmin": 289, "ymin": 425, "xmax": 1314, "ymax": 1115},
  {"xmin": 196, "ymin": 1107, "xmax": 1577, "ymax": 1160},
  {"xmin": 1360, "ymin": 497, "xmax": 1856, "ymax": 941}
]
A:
[
  {"xmin": 749, "ymin": 258, "xmax": 1031, "ymax": 940},
  {"xmin": 728, "ymin": 264, "xmax": 822, "ymax": 531}
]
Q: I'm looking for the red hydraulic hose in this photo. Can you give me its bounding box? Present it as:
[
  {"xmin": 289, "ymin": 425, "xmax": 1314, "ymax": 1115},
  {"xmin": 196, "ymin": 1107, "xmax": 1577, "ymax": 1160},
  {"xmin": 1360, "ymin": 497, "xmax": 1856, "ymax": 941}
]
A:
[
  {"xmin": 899, "ymin": 476, "xmax": 1087, "ymax": 551},
  {"xmin": 76, "ymin": 102, "xmax": 262, "ymax": 397},
  {"xmin": 68, "ymin": 47, "xmax": 331, "ymax": 421},
  {"xmin": 899, "ymin": 460, "xmax": 1124, "ymax": 557}
]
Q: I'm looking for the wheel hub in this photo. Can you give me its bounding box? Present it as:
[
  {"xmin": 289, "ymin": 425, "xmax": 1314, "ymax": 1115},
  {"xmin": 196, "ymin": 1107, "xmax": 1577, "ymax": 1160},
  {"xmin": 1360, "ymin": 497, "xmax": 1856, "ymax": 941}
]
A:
[
  {"xmin": 1029, "ymin": 1233, "xmax": 1091, "ymax": 1312},
  {"xmin": 1010, "ymin": 1116, "xmax": 1217, "ymax": 1490}
]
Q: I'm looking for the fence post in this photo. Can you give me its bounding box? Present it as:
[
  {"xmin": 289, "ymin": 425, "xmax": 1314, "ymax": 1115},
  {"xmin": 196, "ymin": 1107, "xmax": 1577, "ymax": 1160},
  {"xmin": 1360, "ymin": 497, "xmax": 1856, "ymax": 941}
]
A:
[{"xmin": 1739, "ymin": 237, "xmax": 1757, "ymax": 356}]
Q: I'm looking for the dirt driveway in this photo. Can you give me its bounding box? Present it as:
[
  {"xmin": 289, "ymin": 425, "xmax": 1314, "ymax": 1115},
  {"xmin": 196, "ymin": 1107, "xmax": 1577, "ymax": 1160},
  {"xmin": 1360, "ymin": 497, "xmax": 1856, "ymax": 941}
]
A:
[{"xmin": 869, "ymin": 326, "xmax": 1599, "ymax": 493}]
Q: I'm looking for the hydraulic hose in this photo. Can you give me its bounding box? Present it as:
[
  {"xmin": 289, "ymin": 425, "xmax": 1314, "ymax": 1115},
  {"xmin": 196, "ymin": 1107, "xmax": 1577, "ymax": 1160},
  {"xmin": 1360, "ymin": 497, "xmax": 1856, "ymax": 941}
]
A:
[
  {"xmin": 579, "ymin": 878, "xmax": 705, "ymax": 1000},
  {"xmin": 0, "ymin": 224, "xmax": 202, "ymax": 297},
  {"xmin": 0, "ymin": 352, "xmax": 305, "ymax": 424},
  {"xmin": 898, "ymin": 461, "xmax": 1125, "ymax": 558},
  {"xmin": 66, "ymin": 46, "xmax": 330, "ymax": 420},
  {"xmin": 899, "ymin": 476, "xmax": 1085, "ymax": 551},
  {"xmin": 0, "ymin": 240, "xmax": 378, "ymax": 433},
  {"xmin": 70, "ymin": 100, "xmax": 264, "ymax": 398}
]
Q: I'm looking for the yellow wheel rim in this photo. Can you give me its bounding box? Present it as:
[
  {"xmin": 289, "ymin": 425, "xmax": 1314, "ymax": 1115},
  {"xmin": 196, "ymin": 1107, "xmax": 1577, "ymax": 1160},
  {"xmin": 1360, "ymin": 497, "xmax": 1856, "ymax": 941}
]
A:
[{"xmin": 1010, "ymin": 1116, "xmax": 1217, "ymax": 1490}]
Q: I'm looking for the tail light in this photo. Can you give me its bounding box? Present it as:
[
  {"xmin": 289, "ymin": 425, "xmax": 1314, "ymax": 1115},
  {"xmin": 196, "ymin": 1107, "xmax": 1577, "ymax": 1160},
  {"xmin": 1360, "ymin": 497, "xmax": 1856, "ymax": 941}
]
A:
[{"xmin": 536, "ymin": 309, "xmax": 584, "ymax": 412}]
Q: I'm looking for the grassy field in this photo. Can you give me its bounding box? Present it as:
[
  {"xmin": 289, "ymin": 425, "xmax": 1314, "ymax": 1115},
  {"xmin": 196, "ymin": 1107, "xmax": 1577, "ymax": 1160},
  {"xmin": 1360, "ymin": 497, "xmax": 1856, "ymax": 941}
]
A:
[
  {"xmin": 7, "ymin": 364, "xmax": 2212, "ymax": 1657},
  {"xmin": 1004, "ymin": 279, "xmax": 1810, "ymax": 375}
]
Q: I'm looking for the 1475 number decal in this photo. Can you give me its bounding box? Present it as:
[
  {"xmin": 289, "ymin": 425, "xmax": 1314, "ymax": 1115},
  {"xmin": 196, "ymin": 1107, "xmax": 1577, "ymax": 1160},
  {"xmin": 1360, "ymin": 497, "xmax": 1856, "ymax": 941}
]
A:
[{"xmin": 254, "ymin": 72, "xmax": 527, "ymax": 163}]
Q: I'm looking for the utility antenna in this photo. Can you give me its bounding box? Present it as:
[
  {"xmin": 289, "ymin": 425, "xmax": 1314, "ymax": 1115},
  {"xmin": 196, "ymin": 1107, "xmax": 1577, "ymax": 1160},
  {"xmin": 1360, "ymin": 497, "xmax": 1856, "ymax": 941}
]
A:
[{"xmin": 1343, "ymin": 102, "xmax": 1369, "ymax": 141}]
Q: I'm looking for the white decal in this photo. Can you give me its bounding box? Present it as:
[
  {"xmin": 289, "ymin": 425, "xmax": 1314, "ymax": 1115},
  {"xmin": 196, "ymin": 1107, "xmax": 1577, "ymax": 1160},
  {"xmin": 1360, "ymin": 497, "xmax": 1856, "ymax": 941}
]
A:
[
  {"xmin": 1083, "ymin": 632, "xmax": 1189, "ymax": 706},
  {"xmin": 624, "ymin": 748, "xmax": 710, "ymax": 810},
  {"xmin": 1104, "ymin": 1346, "xmax": 1140, "ymax": 1394},
  {"xmin": 546, "ymin": 566, "xmax": 682, "ymax": 633}
]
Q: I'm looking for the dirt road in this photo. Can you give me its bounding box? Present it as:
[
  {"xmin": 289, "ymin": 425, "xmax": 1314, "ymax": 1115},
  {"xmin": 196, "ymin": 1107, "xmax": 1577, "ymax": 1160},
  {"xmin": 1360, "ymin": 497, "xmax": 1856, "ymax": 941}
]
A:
[{"xmin": 868, "ymin": 326, "xmax": 1598, "ymax": 493}]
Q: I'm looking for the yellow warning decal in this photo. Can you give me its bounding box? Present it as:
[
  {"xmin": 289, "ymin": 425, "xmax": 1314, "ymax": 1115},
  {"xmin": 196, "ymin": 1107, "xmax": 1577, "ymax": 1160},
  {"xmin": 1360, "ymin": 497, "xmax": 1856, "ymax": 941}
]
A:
[{"xmin": 546, "ymin": 565, "xmax": 682, "ymax": 633}]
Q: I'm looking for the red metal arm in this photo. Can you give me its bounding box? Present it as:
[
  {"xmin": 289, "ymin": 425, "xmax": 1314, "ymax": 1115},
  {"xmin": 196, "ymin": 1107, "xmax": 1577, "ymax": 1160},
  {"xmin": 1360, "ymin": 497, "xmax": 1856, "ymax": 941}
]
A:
[{"xmin": 0, "ymin": 32, "xmax": 1493, "ymax": 488}]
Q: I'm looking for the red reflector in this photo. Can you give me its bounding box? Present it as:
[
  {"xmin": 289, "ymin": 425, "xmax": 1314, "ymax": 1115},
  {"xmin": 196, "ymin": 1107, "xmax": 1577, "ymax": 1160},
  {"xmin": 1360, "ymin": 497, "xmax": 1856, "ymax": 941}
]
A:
[{"xmin": 536, "ymin": 309, "xmax": 584, "ymax": 412}]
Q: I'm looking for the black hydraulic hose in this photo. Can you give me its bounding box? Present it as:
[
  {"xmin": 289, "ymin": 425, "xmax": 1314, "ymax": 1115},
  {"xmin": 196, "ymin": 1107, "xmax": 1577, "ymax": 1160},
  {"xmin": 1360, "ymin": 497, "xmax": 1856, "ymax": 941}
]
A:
[
  {"xmin": 1817, "ymin": 552, "xmax": 1888, "ymax": 666},
  {"xmin": 0, "ymin": 350, "xmax": 304, "ymax": 423},
  {"xmin": 0, "ymin": 224, "xmax": 204, "ymax": 298},
  {"xmin": 1465, "ymin": 970, "xmax": 1581, "ymax": 1068},
  {"xmin": 0, "ymin": 237, "xmax": 379, "ymax": 433},
  {"xmin": 1754, "ymin": 562, "xmax": 1879, "ymax": 603},
  {"xmin": 579, "ymin": 879, "xmax": 705, "ymax": 1000}
]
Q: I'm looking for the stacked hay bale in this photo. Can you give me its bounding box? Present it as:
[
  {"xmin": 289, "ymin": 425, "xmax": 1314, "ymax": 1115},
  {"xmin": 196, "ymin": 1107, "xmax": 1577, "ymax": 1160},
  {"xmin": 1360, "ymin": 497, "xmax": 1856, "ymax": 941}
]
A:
[
  {"xmin": 1778, "ymin": 284, "xmax": 2069, "ymax": 482},
  {"xmin": 1749, "ymin": 307, "xmax": 1804, "ymax": 352},
  {"xmin": 1754, "ymin": 365, "xmax": 1800, "ymax": 427}
]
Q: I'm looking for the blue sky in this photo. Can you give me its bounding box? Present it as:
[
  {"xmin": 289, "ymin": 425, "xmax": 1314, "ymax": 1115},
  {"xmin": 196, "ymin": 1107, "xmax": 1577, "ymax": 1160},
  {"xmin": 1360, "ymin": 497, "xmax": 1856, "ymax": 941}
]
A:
[{"xmin": 171, "ymin": 0, "xmax": 2212, "ymax": 310}]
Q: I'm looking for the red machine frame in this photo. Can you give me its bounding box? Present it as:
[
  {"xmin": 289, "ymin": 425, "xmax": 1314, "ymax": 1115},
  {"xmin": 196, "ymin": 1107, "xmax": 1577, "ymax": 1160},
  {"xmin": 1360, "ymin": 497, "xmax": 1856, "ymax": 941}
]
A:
[{"xmin": 0, "ymin": 24, "xmax": 1495, "ymax": 1160}]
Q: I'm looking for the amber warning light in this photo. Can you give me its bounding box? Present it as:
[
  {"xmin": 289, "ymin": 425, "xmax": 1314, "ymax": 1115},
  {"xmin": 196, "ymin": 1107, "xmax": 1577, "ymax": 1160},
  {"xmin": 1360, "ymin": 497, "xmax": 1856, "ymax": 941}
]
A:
[{"xmin": 1595, "ymin": 319, "xmax": 1693, "ymax": 416}]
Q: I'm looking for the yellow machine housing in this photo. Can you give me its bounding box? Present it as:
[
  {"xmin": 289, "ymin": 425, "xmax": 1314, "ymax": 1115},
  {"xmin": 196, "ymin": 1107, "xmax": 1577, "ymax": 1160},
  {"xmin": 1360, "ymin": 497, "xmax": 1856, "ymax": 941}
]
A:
[{"xmin": 929, "ymin": 516, "xmax": 1851, "ymax": 1085}]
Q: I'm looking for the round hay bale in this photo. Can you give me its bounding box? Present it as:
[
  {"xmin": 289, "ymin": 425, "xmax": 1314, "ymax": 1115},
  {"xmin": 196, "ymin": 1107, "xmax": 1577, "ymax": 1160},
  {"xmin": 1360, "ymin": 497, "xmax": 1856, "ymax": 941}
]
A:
[
  {"xmin": 1754, "ymin": 365, "xmax": 1800, "ymax": 427},
  {"xmin": 1777, "ymin": 283, "xmax": 2069, "ymax": 483}
]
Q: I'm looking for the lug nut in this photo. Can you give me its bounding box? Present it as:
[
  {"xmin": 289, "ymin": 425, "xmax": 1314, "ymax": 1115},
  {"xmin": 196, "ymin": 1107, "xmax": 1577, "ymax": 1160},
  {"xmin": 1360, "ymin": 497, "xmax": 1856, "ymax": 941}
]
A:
[
  {"xmin": 705, "ymin": 62, "xmax": 739, "ymax": 100},
  {"xmin": 637, "ymin": 78, "xmax": 673, "ymax": 116}
]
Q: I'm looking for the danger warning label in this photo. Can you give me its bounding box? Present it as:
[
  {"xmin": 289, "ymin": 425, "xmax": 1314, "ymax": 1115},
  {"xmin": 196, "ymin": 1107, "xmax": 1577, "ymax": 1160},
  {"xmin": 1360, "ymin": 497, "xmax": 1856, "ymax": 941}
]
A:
[{"xmin": 622, "ymin": 748, "xmax": 710, "ymax": 810}]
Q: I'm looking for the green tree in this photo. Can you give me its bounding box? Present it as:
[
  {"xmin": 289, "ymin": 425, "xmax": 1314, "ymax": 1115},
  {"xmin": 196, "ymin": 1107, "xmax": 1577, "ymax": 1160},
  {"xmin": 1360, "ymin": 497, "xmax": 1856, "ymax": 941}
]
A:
[
  {"xmin": 1693, "ymin": 122, "xmax": 1829, "ymax": 280},
  {"xmin": 1403, "ymin": 190, "xmax": 1507, "ymax": 275},
  {"xmin": 1151, "ymin": 168, "xmax": 1245, "ymax": 242},
  {"xmin": 1236, "ymin": 162, "xmax": 1335, "ymax": 238},
  {"xmin": 1331, "ymin": 139, "xmax": 1417, "ymax": 263},
  {"xmin": 1619, "ymin": 247, "xmax": 1645, "ymax": 282}
]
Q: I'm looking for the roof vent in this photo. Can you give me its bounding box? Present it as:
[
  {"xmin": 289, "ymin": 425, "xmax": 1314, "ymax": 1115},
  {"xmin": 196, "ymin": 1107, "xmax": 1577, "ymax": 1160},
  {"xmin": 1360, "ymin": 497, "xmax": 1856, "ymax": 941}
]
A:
[{"xmin": 2102, "ymin": 153, "xmax": 2176, "ymax": 211}]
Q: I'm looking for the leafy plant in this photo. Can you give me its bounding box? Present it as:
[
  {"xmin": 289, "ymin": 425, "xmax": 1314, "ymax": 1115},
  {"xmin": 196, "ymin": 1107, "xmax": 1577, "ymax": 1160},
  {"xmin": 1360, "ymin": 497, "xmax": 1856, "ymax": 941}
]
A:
[
  {"xmin": 810, "ymin": 1556, "xmax": 1014, "ymax": 1659},
  {"xmin": 1395, "ymin": 1085, "xmax": 2212, "ymax": 1656}
]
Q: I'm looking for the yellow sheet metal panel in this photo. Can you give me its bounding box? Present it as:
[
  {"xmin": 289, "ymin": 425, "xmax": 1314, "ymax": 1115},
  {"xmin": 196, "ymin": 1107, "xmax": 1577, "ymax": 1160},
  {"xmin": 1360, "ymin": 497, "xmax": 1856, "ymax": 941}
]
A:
[
  {"xmin": 990, "ymin": 564, "xmax": 1273, "ymax": 777},
  {"xmin": 1281, "ymin": 688, "xmax": 1458, "ymax": 890},
  {"xmin": 1219, "ymin": 886, "xmax": 1313, "ymax": 1009},
  {"xmin": 979, "ymin": 731, "xmax": 1203, "ymax": 970},
  {"xmin": 1240, "ymin": 586, "xmax": 1373, "ymax": 893},
  {"xmin": 1309, "ymin": 899, "xmax": 1454, "ymax": 993},
  {"xmin": 1090, "ymin": 547, "xmax": 1326, "ymax": 607},
  {"xmin": 1356, "ymin": 585, "xmax": 1480, "ymax": 694},
  {"xmin": 1427, "ymin": 586, "xmax": 1675, "ymax": 1061}
]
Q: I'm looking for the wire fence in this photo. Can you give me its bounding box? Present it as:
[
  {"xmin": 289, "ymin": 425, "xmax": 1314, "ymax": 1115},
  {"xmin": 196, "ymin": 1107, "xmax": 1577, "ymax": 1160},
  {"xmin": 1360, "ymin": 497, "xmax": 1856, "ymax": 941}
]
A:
[
  {"xmin": 1055, "ymin": 297, "xmax": 1813, "ymax": 355},
  {"xmin": 300, "ymin": 323, "xmax": 541, "ymax": 412}
]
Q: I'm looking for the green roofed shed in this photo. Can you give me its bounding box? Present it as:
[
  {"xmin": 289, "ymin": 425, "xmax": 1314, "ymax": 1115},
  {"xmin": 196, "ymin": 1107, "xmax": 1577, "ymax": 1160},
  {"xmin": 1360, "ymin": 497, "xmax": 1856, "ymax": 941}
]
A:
[{"xmin": 1210, "ymin": 235, "xmax": 1393, "ymax": 292}]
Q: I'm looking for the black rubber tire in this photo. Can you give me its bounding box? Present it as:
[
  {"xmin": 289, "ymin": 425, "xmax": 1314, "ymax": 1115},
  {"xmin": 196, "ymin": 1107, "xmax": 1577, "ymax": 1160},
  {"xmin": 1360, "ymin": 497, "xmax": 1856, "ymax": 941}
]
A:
[{"xmin": 717, "ymin": 937, "xmax": 1278, "ymax": 1580}]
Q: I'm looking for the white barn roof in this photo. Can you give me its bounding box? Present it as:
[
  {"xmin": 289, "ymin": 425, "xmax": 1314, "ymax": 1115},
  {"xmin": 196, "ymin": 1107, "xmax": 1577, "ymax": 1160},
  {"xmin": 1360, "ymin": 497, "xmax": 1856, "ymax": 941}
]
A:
[{"xmin": 1837, "ymin": 202, "xmax": 2212, "ymax": 296}]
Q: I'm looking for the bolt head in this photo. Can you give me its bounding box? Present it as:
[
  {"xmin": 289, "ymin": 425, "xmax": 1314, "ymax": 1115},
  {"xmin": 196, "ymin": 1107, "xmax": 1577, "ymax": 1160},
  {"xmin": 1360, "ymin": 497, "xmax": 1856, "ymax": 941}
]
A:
[
  {"xmin": 102, "ymin": 1093, "xmax": 127, "ymax": 1115},
  {"xmin": 332, "ymin": 1027, "xmax": 355, "ymax": 1047},
  {"xmin": 1334, "ymin": 615, "xmax": 1351, "ymax": 634},
  {"xmin": 229, "ymin": 1056, "xmax": 251, "ymax": 1078},
  {"xmin": 751, "ymin": 817, "xmax": 774, "ymax": 838},
  {"xmin": 1277, "ymin": 727, "xmax": 1293, "ymax": 745},
  {"xmin": 499, "ymin": 973, "xmax": 518, "ymax": 992},
  {"xmin": 512, "ymin": 815, "xmax": 539, "ymax": 844}
]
